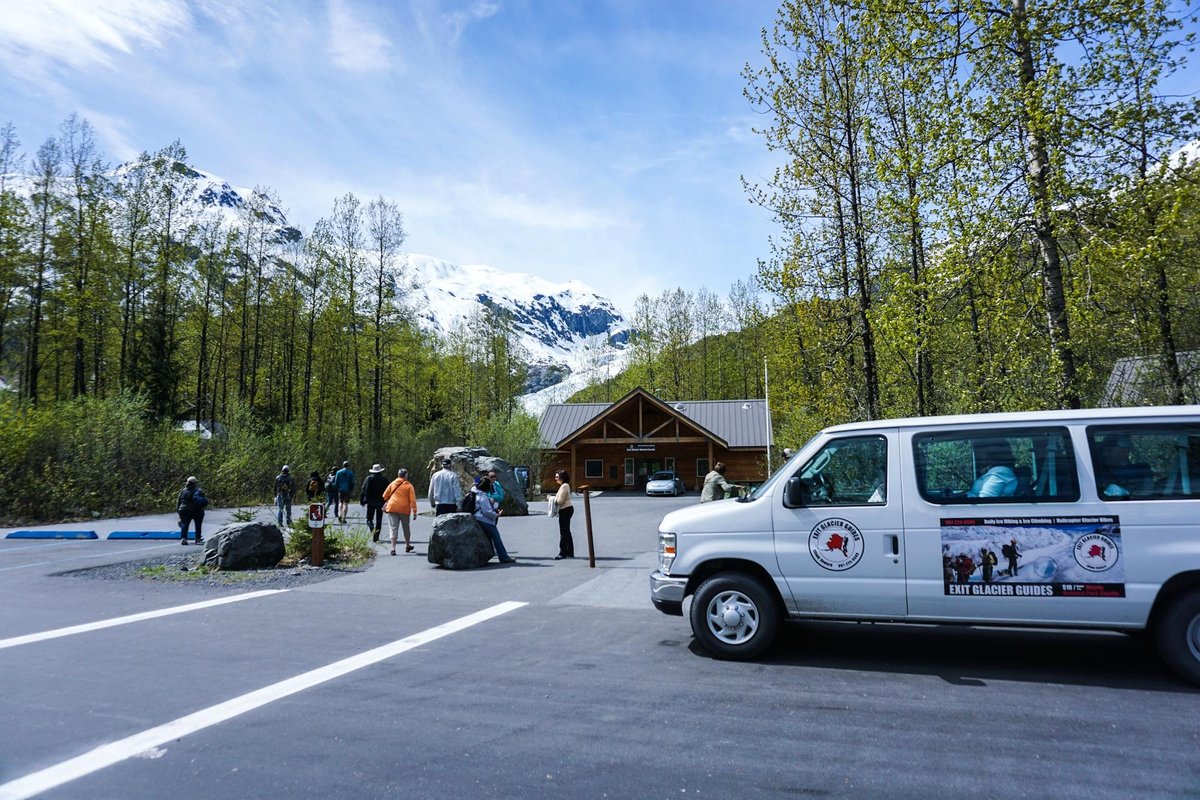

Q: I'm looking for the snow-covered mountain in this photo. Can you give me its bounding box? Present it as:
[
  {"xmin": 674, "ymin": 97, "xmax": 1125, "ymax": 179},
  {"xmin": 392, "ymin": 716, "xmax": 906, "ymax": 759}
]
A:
[{"xmin": 3, "ymin": 161, "xmax": 631, "ymax": 409}]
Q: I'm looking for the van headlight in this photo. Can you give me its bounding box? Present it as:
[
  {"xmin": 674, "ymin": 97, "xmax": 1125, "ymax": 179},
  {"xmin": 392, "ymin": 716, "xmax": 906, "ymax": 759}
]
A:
[{"xmin": 658, "ymin": 532, "xmax": 676, "ymax": 573}]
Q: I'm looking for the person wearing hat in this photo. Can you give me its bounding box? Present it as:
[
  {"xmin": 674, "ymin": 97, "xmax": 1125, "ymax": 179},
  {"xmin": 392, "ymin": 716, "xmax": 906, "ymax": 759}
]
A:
[
  {"xmin": 334, "ymin": 460, "xmax": 356, "ymax": 524},
  {"xmin": 176, "ymin": 476, "xmax": 207, "ymax": 545},
  {"xmin": 274, "ymin": 465, "xmax": 297, "ymax": 527},
  {"xmin": 360, "ymin": 463, "xmax": 388, "ymax": 542},
  {"xmin": 429, "ymin": 457, "xmax": 463, "ymax": 516}
]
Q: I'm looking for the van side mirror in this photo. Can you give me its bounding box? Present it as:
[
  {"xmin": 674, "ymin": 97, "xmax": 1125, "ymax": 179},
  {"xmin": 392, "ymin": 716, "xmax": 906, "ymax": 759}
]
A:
[{"xmin": 784, "ymin": 476, "xmax": 808, "ymax": 508}]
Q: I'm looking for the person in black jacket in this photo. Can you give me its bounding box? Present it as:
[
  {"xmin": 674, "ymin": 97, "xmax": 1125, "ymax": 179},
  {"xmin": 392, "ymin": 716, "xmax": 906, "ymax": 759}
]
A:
[
  {"xmin": 361, "ymin": 463, "xmax": 388, "ymax": 542},
  {"xmin": 177, "ymin": 476, "xmax": 206, "ymax": 545}
]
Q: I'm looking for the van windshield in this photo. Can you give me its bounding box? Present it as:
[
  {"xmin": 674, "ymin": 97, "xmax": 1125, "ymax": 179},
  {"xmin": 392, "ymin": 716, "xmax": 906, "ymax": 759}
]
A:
[{"xmin": 747, "ymin": 433, "xmax": 820, "ymax": 501}]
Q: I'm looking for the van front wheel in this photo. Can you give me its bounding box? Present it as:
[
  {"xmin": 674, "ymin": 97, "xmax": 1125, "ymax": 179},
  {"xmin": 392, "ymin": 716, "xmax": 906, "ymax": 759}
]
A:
[
  {"xmin": 1155, "ymin": 590, "xmax": 1200, "ymax": 686},
  {"xmin": 690, "ymin": 573, "xmax": 779, "ymax": 660}
]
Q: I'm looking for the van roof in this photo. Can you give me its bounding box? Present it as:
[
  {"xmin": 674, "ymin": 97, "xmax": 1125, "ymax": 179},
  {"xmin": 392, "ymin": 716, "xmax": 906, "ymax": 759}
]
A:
[{"xmin": 823, "ymin": 405, "xmax": 1200, "ymax": 435}]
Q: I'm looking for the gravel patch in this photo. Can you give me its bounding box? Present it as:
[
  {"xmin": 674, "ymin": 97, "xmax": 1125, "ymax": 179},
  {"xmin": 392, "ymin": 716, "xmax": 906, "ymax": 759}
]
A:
[{"xmin": 57, "ymin": 551, "xmax": 371, "ymax": 590}]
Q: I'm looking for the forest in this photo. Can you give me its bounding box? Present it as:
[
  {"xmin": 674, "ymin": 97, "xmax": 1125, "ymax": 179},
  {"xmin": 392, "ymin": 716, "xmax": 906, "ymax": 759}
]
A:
[
  {"xmin": 575, "ymin": 0, "xmax": 1200, "ymax": 451},
  {"xmin": 0, "ymin": 123, "xmax": 538, "ymax": 522}
]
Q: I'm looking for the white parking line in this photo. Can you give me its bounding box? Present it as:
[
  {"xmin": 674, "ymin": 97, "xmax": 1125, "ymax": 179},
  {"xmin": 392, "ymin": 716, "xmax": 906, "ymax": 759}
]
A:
[
  {"xmin": 0, "ymin": 544, "xmax": 178, "ymax": 573},
  {"xmin": 0, "ymin": 590, "xmax": 289, "ymax": 650},
  {"xmin": 0, "ymin": 600, "xmax": 526, "ymax": 800},
  {"xmin": 0, "ymin": 542, "xmax": 90, "ymax": 555}
]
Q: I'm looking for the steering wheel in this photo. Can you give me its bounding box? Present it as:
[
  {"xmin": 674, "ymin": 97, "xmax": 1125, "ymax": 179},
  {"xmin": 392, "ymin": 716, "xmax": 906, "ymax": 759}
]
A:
[{"xmin": 812, "ymin": 473, "xmax": 834, "ymax": 503}]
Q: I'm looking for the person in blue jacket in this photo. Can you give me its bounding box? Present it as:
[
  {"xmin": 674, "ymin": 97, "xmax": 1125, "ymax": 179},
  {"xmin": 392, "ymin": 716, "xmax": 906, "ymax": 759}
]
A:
[{"xmin": 335, "ymin": 461, "xmax": 356, "ymax": 523}]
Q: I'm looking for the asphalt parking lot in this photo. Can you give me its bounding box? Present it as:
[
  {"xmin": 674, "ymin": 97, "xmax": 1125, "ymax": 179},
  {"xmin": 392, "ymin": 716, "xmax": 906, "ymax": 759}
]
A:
[{"xmin": 2, "ymin": 494, "xmax": 1198, "ymax": 799}]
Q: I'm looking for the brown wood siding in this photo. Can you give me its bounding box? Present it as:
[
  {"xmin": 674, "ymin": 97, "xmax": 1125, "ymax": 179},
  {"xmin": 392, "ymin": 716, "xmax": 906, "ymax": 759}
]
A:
[{"xmin": 539, "ymin": 445, "xmax": 767, "ymax": 492}]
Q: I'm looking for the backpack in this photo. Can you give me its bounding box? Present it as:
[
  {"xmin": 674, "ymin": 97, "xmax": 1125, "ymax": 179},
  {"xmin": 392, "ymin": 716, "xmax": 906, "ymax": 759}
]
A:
[
  {"xmin": 308, "ymin": 478, "xmax": 321, "ymax": 495},
  {"xmin": 460, "ymin": 491, "xmax": 476, "ymax": 515},
  {"xmin": 194, "ymin": 488, "xmax": 209, "ymax": 509},
  {"xmin": 324, "ymin": 474, "xmax": 336, "ymax": 492}
]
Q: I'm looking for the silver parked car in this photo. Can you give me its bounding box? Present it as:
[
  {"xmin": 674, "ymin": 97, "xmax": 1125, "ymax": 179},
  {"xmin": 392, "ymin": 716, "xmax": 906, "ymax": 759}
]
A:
[{"xmin": 645, "ymin": 470, "xmax": 685, "ymax": 496}]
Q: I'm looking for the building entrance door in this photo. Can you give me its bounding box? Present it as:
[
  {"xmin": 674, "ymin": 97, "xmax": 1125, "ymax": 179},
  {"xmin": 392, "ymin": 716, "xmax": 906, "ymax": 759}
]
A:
[{"xmin": 635, "ymin": 459, "xmax": 664, "ymax": 490}]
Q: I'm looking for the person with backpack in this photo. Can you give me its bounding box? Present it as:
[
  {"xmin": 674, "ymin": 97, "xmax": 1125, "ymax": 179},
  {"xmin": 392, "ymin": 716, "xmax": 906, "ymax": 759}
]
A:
[
  {"xmin": 324, "ymin": 467, "xmax": 338, "ymax": 515},
  {"xmin": 305, "ymin": 471, "xmax": 323, "ymax": 502},
  {"xmin": 335, "ymin": 460, "xmax": 356, "ymax": 524},
  {"xmin": 177, "ymin": 476, "xmax": 207, "ymax": 545},
  {"xmin": 274, "ymin": 465, "xmax": 296, "ymax": 527},
  {"xmin": 360, "ymin": 463, "xmax": 387, "ymax": 542},
  {"xmin": 383, "ymin": 467, "xmax": 418, "ymax": 555},
  {"xmin": 1001, "ymin": 538, "xmax": 1021, "ymax": 577},
  {"xmin": 472, "ymin": 476, "xmax": 515, "ymax": 564}
]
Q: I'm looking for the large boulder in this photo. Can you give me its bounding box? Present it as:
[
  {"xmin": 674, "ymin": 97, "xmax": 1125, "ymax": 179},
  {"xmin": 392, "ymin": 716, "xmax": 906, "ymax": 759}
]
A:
[
  {"xmin": 429, "ymin": 446, "xmax": 530, "ymax": 516},
  {"xmin": 427, "ymin": 513, "xmax": 494, "ymax": 569},
  {"xmin": 202, "ymin": 521, "xmax": 285, "ymax": 570}
]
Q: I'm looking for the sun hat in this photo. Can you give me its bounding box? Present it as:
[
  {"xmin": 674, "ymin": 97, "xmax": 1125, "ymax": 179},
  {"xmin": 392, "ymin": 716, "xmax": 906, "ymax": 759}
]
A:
[
  {"xmin": 186, "ymin": 476, "xmax": 197, "ymax": 485},
  {"xmin": 369, "ymin": 463, "xmax": 385, "ymax": 473},
  {"xmin": 282, "ymin": 465, "xmax": 290, "ymax": 472}
]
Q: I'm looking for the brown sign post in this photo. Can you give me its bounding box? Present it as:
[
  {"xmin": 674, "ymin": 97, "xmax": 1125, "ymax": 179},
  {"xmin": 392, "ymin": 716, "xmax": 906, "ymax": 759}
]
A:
[
  {"xmin": 578, "ymin": 484, "xmax": 596, "ymax": 568},
  {"xmin": 308, "ymin": 503, "xmax": 325, "ymax": 567}
]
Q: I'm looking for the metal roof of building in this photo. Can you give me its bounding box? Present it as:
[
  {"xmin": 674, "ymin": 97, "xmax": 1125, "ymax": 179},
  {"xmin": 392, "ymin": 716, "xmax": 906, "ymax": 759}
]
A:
[{"xmin": 539, "ymin": 396, "xmax": 772, "ymax": 449}]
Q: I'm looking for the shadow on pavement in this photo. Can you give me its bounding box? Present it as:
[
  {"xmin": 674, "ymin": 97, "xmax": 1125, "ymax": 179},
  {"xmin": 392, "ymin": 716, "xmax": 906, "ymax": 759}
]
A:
[{"xmin": 689, "ymin": 619, "xmax": 1197, "ymax": 693}]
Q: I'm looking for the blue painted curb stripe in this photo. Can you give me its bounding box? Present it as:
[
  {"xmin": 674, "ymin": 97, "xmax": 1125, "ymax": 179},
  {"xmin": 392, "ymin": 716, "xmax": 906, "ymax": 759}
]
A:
[
  {"xmin": 107, "ymin": 531, "xmax": 182, "ymax": 540},
  {"xmin": 6, "ymin": 530, "xmax": 98, "ymax": 540}
]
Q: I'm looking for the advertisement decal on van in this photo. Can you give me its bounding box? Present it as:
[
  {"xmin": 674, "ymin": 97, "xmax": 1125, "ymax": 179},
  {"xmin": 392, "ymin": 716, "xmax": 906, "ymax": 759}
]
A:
[{"xmin": 940, "ymin": 516, "xmax": 1125, "ymax": 598}]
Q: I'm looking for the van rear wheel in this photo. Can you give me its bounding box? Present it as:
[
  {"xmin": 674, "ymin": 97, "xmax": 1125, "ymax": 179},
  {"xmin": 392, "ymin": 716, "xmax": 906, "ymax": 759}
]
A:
[
  {"xmin": 689, "ymin": 573, "xmax": 779, "ymax": 660},
  {"xmin": 1155, "ymin": 590, "xmax": 1200, "ymax": 686}
]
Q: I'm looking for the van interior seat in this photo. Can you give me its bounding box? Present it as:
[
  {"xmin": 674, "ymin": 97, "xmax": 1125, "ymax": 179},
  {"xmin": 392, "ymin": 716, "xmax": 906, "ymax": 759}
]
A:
[{"xmin": 1013, "ymin": 465, "xmax": 1033, "ymax": 497}]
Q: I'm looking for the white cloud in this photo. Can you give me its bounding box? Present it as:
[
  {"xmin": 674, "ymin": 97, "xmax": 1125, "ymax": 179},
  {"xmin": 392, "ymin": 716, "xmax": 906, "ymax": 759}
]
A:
[
  {"xmin": 0, "ymin": 0, "xmax": 189, "ymax": 71},
  {"xmin": 327, "ymin": 0, "xmax": 392, "ymax": 73},
  {"xmin": 77, "ymin": 107, "xmax": 140, "ymax": 163},
  {"xmin": 447, "ymin": 1, "xmax": 501, "ymax": 44}
]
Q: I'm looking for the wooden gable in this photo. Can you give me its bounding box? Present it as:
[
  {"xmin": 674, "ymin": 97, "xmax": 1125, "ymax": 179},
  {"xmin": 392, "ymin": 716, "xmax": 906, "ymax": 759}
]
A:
[{"xmin": 555, "ymin": 387, "xmax": 728, "ymax": 449}]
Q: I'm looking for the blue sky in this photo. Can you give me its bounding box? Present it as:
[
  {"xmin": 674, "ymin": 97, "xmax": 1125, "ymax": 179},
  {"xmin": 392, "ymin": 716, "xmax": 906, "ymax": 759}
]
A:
[{"xmin": 0, "ymin": 0, "xmax": 782, "ymax": 312}]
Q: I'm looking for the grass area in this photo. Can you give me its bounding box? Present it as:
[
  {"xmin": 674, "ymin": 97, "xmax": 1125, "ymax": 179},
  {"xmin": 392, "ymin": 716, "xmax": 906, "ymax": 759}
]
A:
[
  {"xmin": 282, "ymin": 521, "xmax": 375, "ymax": 568},
  {"xmin": 137, "ymin": 562, "xmax": 255, "ymax": 583}
]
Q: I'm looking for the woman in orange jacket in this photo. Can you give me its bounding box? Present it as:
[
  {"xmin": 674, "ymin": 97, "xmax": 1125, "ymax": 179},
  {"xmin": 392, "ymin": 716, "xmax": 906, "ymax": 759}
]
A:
[{"xmin": 382, "ymin": 468, "xmax": 419, "ymax": 555}]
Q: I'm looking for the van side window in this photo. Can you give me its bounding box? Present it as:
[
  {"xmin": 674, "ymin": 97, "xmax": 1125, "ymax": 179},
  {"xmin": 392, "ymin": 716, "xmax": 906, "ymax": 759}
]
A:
[
  {"xmin": 795, "ymin": 436, "xmax": 887, "ymax": 506},
  {"xmin": 1086, "ymin": 425, "xmax": 1200, "ymax": 500},
  {"xmin": 913, "ymin": 428, "xmax": 1079, "ymax": 504}
]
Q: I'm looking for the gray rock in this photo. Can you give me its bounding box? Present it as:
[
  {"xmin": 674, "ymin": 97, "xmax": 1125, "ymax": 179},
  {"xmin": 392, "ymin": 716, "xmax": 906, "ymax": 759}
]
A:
[
  {"xmin": 429, "ymin": 446, "xmax": 530, "ymax": 516},
  {"xmin": 427, "ymin": 513, "xmax": 494, "ymax": 569},
  {"xmin": 202, "ymin": 521, "xmax": 286, "ymax": 570}
]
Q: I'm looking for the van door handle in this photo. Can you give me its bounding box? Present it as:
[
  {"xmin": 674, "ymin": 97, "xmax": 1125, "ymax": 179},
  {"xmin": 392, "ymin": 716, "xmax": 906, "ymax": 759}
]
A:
[{"xmin": 884, "ymin": 534, "xmax": 900, "ymax": 558}]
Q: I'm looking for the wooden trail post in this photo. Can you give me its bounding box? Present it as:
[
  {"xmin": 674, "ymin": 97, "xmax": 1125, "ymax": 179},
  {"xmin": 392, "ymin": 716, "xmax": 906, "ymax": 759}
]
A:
[
  {"xmin": 308, "ymin": 502, "xmax": 325, "ymax": 567},
  {"xmin": 579, "ymin": 485, "xmax": 595, "ymax": 568}
]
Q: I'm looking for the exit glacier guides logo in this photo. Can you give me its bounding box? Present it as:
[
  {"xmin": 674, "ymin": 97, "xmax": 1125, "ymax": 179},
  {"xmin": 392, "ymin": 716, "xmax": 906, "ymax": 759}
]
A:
[
  {"xmin": 809, "ymin": 518, "xmax": 863, "ymax": 571},
  {"xmin": 1073, "ymin": 532, "xmax": 1119, "ymax": 572}
]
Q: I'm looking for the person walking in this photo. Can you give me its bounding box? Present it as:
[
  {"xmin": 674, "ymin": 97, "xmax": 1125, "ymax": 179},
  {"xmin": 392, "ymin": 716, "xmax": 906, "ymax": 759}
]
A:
[
  {"xmin": 383, "ymin": 468, "xmax": 418, "ymax": 555},
  {"xmin": 473, "ymin": 477, "xmax": 515, "ymax": 564},
  {"xmin": 361, "ymin": 463, "xmax": 387, "ymax": 542},
  {"xmin": 701, "ymin": 462, "xmax": 742, "ymax": 503},
  {"xmin": 324, "ymin": 466, "xmax": 338, "ymax": 516},
  {"xmin": 553, "ymin": 469, "xmax": 574, "ymax": 560},
  {"xmin": 305, "ymin": 470, "xmax": 323, "ymax": 502},
  {"xmin": 177, "ymin": 476, "xmax": 207, "ymax": 545},
  {"xmin": 429, "ymin": 458, "xmax": 462, "ymax": 516},
  {"xmin": 981, "ymin": 547, "xmax": 997, "ymax": 583},
  {"xmin": 274, "ymin": 465, "xmax": 296, "ymax": 527},
  {"xmin": 335, "ymin": 461, "xmax": 356, "ymax": 523}
]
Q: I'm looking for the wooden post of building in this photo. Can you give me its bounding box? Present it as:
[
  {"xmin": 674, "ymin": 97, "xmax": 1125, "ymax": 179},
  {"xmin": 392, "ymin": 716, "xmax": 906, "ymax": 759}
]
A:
[{"xmin": 579, "ymin": 484, "xmax": 596, "ymax": 568}]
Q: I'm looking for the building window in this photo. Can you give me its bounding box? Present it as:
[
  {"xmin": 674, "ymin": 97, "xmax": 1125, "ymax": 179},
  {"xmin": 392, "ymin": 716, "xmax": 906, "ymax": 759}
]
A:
[
  {"xmin": 696, "ymin": 459, "xmax": 709, "ymax": 477},
  {"xmin": 665, "ymin": 457, "xmax": 675, "ymax": 472},
  {"xmin": 585, "ymin": 459, "xmax": 603, "ymax": 479},
  {"xmin": 624, "ymin": 458, "xmax": 635, "ymax": 486}
]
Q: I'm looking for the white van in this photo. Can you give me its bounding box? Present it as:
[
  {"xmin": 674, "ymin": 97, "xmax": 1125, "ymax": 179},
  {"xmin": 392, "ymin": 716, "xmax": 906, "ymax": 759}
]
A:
[{"xmin": 649, "ymin": 406, "xmax": 1200, "ymax": 684}]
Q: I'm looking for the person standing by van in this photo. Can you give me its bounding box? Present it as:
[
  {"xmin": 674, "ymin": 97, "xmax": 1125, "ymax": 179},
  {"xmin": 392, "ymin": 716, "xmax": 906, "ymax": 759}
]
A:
[
  {"xmin": 553, "ymin": 469, "xmax": 574, "ymax": 559},
  {"xmin": 701, "ymin": 462, "xmax": 742, "ymax": 503}
]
